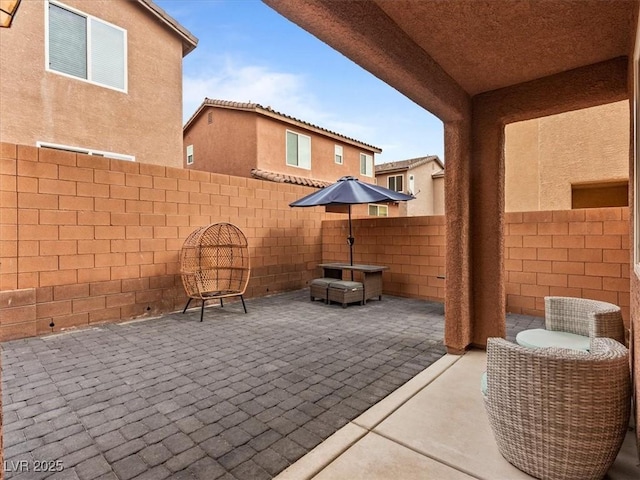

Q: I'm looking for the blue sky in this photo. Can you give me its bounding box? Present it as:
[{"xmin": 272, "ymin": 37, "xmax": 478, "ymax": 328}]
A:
[{"xmin": 155, "ymin": 0, "xmax": 444, "ymax": 164}]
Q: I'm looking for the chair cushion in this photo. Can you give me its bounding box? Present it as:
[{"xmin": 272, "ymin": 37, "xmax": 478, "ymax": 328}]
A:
[
  {"xmin": 329, "ymin": 280, "xmax": 363, "ymax": 291},
  {"xmin": 516, "ymin": 328, "xmax": 590, "ymax": 351},
  {"xmin": 480, "ymin": 371, "xmax": 488, "ymax": 395}
]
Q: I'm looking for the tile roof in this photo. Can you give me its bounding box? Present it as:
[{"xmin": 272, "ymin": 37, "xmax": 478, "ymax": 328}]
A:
[
  {"xmin": 375, "ymin": 155, "xmax": 443, "ymax": 174},
  {"xmin": 137, "ymin": 1, "xmax": 198, "ymax": 55},
  {"xmin": 251, "ymin": 168, "xmax": 331, "ymax": 188},
  {"xmin": 251, "ymin": 169, "xmax": 332, "ymax": 188},
  {"xmin": 184, "ymin": 98, "xmax": 381, "ymax": 153}
]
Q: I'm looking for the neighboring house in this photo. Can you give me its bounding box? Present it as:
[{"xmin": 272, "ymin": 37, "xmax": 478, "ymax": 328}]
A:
[
  {"xmin": 182, "ymin": 99, "xmax": 382, "ymax": 186},
  {"xmin": 375, "ymin": 156, "xmax": 445, "ymax": 216},
  {"xmin": 505, "ymin": 101, "xmax": 629, "ymax": 211},
  {"xmin": 0, "ymin": 0, "xmax": 197, "ymax": 167}
]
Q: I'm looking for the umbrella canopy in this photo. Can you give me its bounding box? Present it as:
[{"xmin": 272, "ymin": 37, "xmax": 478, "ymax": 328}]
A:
[
  {"xmin": 290, "ymin": 176, "xmax": 415, "ymax": 271},
  {"xmin": 289, "ymin": 175, "xmax": 414, "ymax": 207}
]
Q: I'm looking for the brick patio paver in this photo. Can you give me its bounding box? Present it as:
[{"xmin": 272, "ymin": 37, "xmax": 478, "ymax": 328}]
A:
[{"xmin": 2, "ymin": 289, "xmax": 543, "ymax": 479}]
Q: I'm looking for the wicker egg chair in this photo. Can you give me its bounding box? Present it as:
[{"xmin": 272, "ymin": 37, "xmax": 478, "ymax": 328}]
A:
[{"xmin": 180, "ymin": 222, "xmax": 250, "ymax": 321}]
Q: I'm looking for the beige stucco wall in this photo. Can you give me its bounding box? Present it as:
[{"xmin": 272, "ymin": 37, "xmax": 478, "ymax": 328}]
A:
[
  {"xmin": 184, "ymin": 109, "xmax": 258, "ymax": 177},
  {"xmin": 375, "ymin": 160, "xmax": 445, "ymax": 216},
  {"xmin": 432, "ymin": 176, "xmax": 444, "ymax": 214},
  {"xmin": 505, "ymin": 101, "xmax": 629, "ymax": 211},
  {"xmin": 0, "ymin": 0, "xmax": 185, "ymax": 166},
  {"xmin": 185, "ymin": 107, "xmax": 377, "ymax": 184}
]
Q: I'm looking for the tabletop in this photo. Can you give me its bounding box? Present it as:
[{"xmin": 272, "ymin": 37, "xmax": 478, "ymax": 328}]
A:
[{"xmin": 318, "ymin": 263, "xmax": 389, "ymax": 273}]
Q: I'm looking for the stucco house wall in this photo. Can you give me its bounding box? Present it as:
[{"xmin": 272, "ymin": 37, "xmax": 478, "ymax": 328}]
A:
[
  {"xmin": 375, "ymin": 157, "xmax": 445, "ymax": 216},
  {"xmin": 505, "ymin": 101, "xmax": 629, "ymax": 211},
  {"xmin": 184, "ymin": 100, "xmax": 380, "ymax": 185},
  {"xmin": 183, "ymin": 108, "xmax": 258, "ymax": 177},
  {"xmin": 0, "ymin": 0, "xmax": 195, "ymax": 167}
]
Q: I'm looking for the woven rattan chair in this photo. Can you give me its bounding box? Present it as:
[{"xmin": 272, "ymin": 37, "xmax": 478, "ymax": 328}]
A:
[
  {"xmin": 483, "ymin": 337, "xmax": 631, "ymax": 480},
  {"xmin": 544, "ymin": 296, "xmax": 625, "ymax": 343},
  {"xmin": 180, "ymin": 223, "xmax": 250, "ymax": 321}
]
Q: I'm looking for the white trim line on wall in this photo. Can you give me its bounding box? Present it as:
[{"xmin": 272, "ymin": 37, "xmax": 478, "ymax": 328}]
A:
[{"xmin": 37, "ymin": 141, "xmax": 135, "ymax": 161}]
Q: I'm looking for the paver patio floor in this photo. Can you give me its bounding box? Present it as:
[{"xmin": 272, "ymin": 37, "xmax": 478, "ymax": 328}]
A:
[{"xmin": 2, "ymin": 289, "xmax": 542, "ymax": 480}]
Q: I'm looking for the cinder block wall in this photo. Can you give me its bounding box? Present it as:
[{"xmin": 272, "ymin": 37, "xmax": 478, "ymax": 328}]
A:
[
  {"xmin": 1, "ymin": 142, "xmax": 631, "ymax": 339},
  {"xmin": 322, "ymin": 208, "xmax": 630, "ymax": 323},
  {"xmin": 0, "ymin": 142, "xmax": 336, "ymax": 340},
  {"xmin": 504, "ymin": 208, "xmax": 630, "ymax": 320},
  {"xmin": 321, "ymin": 216, "xmax": 447, "ymax": 301}
]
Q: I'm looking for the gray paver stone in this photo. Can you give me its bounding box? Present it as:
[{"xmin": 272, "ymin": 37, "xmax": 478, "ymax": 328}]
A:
[
  {"xmin": 131, "ymin": 465, "xmax": 171, "ymax": 480},
  {"xmin": 112, "ymin": 454, "xmax": 148, "ymax": 480},
  {"xmin": 164, "ymin": 446, "xmax": 206, "ymax": 473},
  {"xmin": 189, "ymin": 423, "xmax": 224, "ymax": 444},
  {"xmin": 74, "ymin": 455, "xmax": 112, "ymax": 480},
  {"xmin": 230, "ymin": 459, "xmax": 271, "ymax": 480},
  {"xmin": 104, "ymin": 439, "xmax": 146, "ymax": 463},
  {"xmin": 188, "ymin": 456, "xmax": 226, "ymax": 480},
  {"xmin": 200, "ymin": 437, "xmax": 233, "ymax": 458},
  {"xmin": 252, "ymin": 448, "xmax": 291, "ymax": 476},
  {"xmin": 162, "ymin": 432, "xmax": 195, "ymax": 455},
  {"xmin": 139, "ymin": 443, "xmax": 172, "ymax": 467},
  {"xmin": 217, "ymin": 445, "xmax": 256, "ymax": 471},
  {"xmin": 61, "ymin": 445, "xmax": 101, "ymax": 469}
]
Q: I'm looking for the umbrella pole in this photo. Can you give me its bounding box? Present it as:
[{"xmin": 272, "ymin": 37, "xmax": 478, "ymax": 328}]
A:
[{"xmin": 348, "ymin": 205, "xmax": 354, "ymax": 280}]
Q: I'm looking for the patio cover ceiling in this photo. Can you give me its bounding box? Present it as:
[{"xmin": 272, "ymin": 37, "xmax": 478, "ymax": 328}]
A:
[{"xmin": 263, "ymin": 0, "xmax": 635, "ymax": 120}]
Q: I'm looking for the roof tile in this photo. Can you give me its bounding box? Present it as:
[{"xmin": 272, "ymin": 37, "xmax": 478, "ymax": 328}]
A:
[{"xmin": 251, "ymin": 169, "xmax": 332, "ymax": 188}]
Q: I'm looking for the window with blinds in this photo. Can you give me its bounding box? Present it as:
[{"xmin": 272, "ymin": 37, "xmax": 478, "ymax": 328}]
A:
[{"xmin": 47, "ymin": 1, "xmax": 126, "ymax": 92}]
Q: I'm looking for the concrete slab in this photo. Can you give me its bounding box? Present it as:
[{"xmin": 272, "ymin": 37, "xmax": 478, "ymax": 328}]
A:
[
  {"xmin": 274, "ymin": 423, "xmax": 367, "ymax": 480},
  {"xmin": 312, "ymin": 432, "xmax": 475, "ymax": 480},
  {"xmin": 375, "ymin": 350, "xmax": 534, "ymax": 480},
  {"xmin": 353, "ymin": 353, "xmax": 461, "ymax": 430}
]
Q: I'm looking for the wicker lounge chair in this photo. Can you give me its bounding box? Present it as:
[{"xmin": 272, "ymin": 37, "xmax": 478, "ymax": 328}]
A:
[
  {"xmin": 544, "ymin": 296, "xmax": 625, "ymax": 342},
  {"xmin": 180, "ymin": 222, "xmax": 250, "ymax": 321},
  {"xmin": 516, "ymin": 296, "xmax": 626, "ymax": 349},
  {"xmin": 483, "ymin": 337, "xmax": 631, "ymax": 480}
]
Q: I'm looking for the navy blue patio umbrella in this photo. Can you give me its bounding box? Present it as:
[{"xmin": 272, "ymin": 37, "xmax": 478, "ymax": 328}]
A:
[{"xmin": 290, "ymin": 176, "xmax": 415, "ymax": 269}]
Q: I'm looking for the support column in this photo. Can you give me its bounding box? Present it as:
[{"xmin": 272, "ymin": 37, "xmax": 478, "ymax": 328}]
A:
[
  {"xmin": 443, "ymin": 120, "xmax": 474, "ymax": 353},
  {"xmin": 469, "ymin": 100, "xmax": 507, "ymax": 346}
]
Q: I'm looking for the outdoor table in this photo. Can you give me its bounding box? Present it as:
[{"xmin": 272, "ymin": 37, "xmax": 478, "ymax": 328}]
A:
[
  {"xmin": 515, "ymin": 328, "xmax": 590, "ymax": 351},
  {"xmin": 318, "ymin": 263, "xmax": 389, "ymax": 303}
]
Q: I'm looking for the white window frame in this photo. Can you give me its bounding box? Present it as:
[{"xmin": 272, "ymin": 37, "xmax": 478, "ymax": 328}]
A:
[
  {"xmin": 368, "ymin": 204, "xmax": 388, "ymax": 217},
  {"xmin": 286, "ymin": 130, "xmax": 311, "ymax": 170},
  {"xmin": 334, "ymin": 145, "xmax": 343, "ymax": 164},
  {"xmin": 186, "ymin": 145, "xmax": 194, "ymax": 165},
  {"xmin": 37, "ymin": 141, "xmax": 134, "ymax": 161},
  {"xmin": 45, "ymin": 0, "xmax": 128, "ymax": 93},
  {"xmin": 360, "ymin": 153, "xmax": 373, "ymax": 177},
  {"xmin": 388, "ymin": 174, "xmax": 403, "ymax": 192}
]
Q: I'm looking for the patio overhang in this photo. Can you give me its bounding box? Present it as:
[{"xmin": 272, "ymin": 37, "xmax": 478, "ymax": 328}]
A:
[
  {"xmin": 263, "ymin": 0, "xmax": 640, "ymax": 456},
  {"xmin": 263, "ymin": 0, "xmax": 635, "ymax": 346},
  {"xmin": 263, "ymin": 0, "xmax": 634, "ymax": 117}
]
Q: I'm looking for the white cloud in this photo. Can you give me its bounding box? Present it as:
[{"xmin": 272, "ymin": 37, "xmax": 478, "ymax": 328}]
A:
[{"xmin": 182, "ymin": 57, "xmax": 373, "ymax": 142}]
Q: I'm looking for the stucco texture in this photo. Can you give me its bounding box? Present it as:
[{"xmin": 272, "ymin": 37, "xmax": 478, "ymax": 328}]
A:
[
  {"xmin": 0, "ymin": 0, "xmax": 185, "ymax": 166},
  {"xmin": 505, "ymin": 101, "xmax": 630, "ymax": 211},
  {"xmin": 184, "ymin": 105, "xmax": 378, "ymax": 184}
]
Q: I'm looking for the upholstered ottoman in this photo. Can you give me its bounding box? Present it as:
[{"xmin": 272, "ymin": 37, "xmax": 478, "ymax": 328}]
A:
[
  {"xmin": 310, "ymin": 278, "xmax": 334, "ymax": 303},
  {"xmin": 328, "ymin": 280, "xmax": 364, "ymax": 308}
]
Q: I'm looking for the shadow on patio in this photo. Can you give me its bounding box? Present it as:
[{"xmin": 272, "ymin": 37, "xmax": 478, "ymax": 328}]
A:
[{"xmin": 2, "ymin": 289, "xmax": 553, "ymax": 480}]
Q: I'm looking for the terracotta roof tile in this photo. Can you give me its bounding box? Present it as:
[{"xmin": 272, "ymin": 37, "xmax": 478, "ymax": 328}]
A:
[
  {"xmin": 375, "ymin": 155, "xmax": 443, "ymax": 174},
  {"xmin": 184, "ymin": 98, "xmax": 381, "ymax": 153},
  {"xmin": 251, "ymin": 169, "xmax": 332, "ymax": 188}
]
